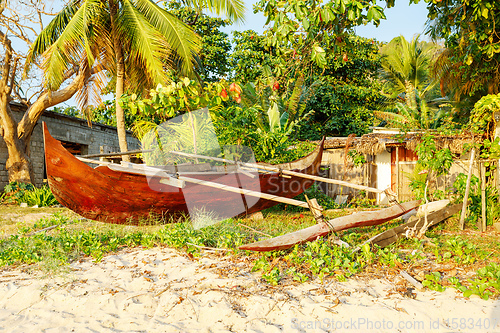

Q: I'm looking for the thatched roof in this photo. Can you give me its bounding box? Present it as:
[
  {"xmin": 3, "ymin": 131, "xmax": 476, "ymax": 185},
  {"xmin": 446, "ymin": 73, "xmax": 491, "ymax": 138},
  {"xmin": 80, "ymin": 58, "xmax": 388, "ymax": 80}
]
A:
[{"xmin": 322, "ymin": 130, "xmax": 481, "ymax": 156}]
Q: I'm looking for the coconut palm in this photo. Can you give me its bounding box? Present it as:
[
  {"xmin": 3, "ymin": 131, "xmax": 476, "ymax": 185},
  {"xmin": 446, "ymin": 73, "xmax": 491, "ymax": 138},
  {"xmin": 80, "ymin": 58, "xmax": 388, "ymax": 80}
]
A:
[
  {"xmin": 27, "ymin": 0, "xmax": 244, "ymax": 161},
  {"xmin": 375, "ymin": 35, "xmax": 445, "ymax": 129},
  {"xmin": 379, "ymin": 34, "xmax": 439, "ymax": 102}
]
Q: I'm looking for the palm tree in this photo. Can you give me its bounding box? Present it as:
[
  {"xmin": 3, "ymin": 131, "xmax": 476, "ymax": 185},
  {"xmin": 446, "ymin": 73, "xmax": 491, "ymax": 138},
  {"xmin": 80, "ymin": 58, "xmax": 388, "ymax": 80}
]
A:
[
  {"xmin": 375, "ymin": 35, "xmax": 444, "ymax": 129},
  {"xmin": 379, "ymin": 35, "xmax": 439, "ymax": 102},
  {"xmin": 27, "ymin": 0, "xmax": 244, "ymax": 161}
]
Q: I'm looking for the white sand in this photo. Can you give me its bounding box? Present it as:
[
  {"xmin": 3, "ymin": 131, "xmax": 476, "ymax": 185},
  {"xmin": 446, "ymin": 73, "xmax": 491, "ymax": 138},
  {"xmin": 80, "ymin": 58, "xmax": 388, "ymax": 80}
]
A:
[{"xmin": 1, "ymin": 247, "xmax": 499, "ymax": 332}]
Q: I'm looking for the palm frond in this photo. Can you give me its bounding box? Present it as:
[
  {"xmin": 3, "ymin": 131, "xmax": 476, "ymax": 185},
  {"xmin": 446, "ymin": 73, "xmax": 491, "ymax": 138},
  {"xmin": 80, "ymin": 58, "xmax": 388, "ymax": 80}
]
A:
[
  {"xmin": 286, "ymin": 75, "xmax": 304, "ymax": 124},
  {"xmin": 133, "ymin": 119, "xmax": 159, "ymax": 141},
  {"xmin": 373, "ymin": 110, "xmax": 408, "ymax": 124},
  {"xmin": 121, "ymin": 0, "xmax": 171, "ymax": 85},
  {"xmin": 26, "ymin": 0, "xmax": 80, "ymax": 67},
  {"xmin": 39, "ymin": 7, "xmax": 87, "ymax": 89},
  {"xmin": 182, "ymin": 0, "xmax": 246, "ymax": 23},
  {"xmin": 75, "ymin": 52, "xmax": 108, "ymax": 116},
  {"xmin": 35, "ymin": 0, "xmax": 107, "ymax": 90},
  {"xmin": 133, "ymin": 0, "xmax": 201, "ymax": 75}
]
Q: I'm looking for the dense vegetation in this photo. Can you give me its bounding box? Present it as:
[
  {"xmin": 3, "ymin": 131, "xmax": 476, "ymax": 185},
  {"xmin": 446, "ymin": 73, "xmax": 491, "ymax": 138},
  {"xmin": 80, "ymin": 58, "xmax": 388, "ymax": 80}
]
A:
[{"xmin": 1, "ymin": 208, "xmax": 499, "ymax": 300}]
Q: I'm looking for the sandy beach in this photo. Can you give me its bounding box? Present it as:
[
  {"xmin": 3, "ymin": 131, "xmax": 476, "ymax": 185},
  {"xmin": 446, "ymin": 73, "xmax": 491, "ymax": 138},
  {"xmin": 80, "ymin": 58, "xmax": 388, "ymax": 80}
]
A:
[{"xmin": 1, "ymin": 246, "xmax": 499, "ymax": 332}]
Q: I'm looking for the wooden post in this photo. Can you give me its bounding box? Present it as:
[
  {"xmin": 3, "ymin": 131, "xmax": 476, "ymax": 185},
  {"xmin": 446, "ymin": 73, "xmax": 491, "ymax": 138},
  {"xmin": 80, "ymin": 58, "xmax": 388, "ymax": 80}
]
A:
[
  {"xmin": 481, "ymin": 162, "xmax": 487, "ymax": 232},
  {"xmin": 363, "ymin": 156, "xmax": 368, "ymax": 200},
  {"xmin": 459, "ymin": 148, "xmax": 476, "ymax": 230},
  {"xmin": 494, "ymin": 111, "xmax": 500, "ymax": 202},
  {"xmin": 396, "ymin": 147, "xmax": 400, "ymax": 201}
]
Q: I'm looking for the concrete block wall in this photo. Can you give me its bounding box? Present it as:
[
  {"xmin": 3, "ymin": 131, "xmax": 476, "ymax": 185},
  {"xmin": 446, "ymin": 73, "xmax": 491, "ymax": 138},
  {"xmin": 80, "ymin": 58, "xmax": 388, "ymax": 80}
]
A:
[{"xmin": 0, "ymin": 102, "xmax": 140, "ymax": 189}]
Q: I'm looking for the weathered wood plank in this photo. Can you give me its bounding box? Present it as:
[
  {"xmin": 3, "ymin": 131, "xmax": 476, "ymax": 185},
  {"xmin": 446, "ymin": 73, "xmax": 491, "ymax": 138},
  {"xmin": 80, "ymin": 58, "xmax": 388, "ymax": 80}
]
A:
[
  {"xmin": 239, "ymin": 200, "xmax": 420, "ymax": 252},
  {"xmin": 365, "ymin": 203, "xmax": 461, "ymax": 248}
]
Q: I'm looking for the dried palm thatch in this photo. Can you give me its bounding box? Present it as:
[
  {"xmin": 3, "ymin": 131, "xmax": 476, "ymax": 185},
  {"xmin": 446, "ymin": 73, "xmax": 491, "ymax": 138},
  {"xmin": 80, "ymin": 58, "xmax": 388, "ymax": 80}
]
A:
[
  {"xmin": 322, "ymin": 131, "xmax": 479, "ymax": 156},
  {"xmin": 356, "ymin": 138, "xmax": 386, "ymax": 155}
]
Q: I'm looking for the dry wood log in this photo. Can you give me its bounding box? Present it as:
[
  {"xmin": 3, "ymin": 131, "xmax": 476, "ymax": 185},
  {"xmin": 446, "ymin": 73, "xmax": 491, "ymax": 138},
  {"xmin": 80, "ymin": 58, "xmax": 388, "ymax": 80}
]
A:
[{"xmin": 362, "ymin": 203, "xmax": 461, "ymax": 249}]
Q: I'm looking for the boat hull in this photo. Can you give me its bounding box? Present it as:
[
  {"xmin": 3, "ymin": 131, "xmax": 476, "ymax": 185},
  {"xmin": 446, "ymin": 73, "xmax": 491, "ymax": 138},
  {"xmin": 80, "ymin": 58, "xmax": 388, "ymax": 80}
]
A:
[{"xmin": 43, "ymin": 122, "xmax": 324, "ymax": 224}]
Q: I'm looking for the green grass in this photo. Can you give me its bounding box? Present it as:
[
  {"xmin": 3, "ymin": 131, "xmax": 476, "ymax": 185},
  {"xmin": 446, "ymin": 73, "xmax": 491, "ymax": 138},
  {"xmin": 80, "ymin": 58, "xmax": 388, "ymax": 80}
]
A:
[{"xmin": 1, "ymin": 204, "xmax": 499, "ymax": 300}]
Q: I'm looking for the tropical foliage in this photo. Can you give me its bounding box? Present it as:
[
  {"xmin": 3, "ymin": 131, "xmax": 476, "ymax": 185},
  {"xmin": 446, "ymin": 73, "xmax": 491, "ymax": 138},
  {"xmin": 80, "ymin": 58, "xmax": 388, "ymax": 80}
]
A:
[
  {"xmin": 167, "ymin": 2, "xmax": 233, "ymax": 82},
  {"xmin": 28, "ymin": 0, "xmax": 244, "ymax": 163},
  {"xmin": 374, "ymin": 35, "xmax": 445, "ymax": 130},
  {"xmin": 230, "ymin": 30, "xmax": 280, "ymax": 83},
  {"xmin": 426, "ymin": 0, "xmax": 500, "ymax": 104},
  {"xmin": 378, "ymin": 35, "xmax": 439, "ymax": 100},
  {"xmin": 468, "ymin": 93, "xmax": 500, "ymax": 136},
  {"xmin": 254, "ymin": 0, "xmax": 387, "ymax": 78},
  {"xmin": 297, "ymin": 35, "xmax": 384, "ymax": 138}
]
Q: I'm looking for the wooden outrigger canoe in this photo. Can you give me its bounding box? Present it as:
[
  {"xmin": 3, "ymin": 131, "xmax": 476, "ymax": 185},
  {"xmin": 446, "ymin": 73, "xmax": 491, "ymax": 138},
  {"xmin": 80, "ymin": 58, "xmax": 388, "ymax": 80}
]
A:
[
  {"xmin": 239, "ymin": 200, "xmax": 421, "ymax": 252},
  {"xmin": 43, "ymin": 122, "xmax": 324, "ymax": 224}
]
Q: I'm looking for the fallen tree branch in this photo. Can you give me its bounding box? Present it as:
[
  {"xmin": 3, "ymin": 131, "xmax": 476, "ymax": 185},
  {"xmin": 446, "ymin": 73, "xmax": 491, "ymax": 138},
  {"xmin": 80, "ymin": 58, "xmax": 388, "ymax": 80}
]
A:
[
  {"xmin": 237, "ymin": 223, "xmax": 272, "ymax": 238},
  {"xmin": 26, "ymin": 224, "xmax": 58, "ymax": 236}
]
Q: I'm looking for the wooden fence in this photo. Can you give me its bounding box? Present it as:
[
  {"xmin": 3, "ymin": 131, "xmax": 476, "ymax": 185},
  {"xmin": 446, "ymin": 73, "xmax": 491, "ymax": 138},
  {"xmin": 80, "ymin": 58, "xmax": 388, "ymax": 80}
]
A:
[{"xmin": 320, "ymin": 148, "xmax": 496, "ymax": 204}]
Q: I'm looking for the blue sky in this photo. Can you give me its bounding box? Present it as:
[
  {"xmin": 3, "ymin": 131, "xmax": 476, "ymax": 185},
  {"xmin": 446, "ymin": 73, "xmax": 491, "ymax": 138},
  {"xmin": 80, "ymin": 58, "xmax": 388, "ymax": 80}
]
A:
[{"xmin": 222, "ymin": 0, "xmax": 430, "ymax": 43}]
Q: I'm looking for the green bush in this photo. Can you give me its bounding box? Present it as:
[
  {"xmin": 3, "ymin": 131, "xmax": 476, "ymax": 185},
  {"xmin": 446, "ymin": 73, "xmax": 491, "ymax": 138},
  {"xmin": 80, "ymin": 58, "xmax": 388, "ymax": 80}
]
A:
[
  {"xmin": 1, "ymin": 182, "xmax": 35, "ymax": 204},
  {"xmin": 21, "ymin": 185, "xmax": 58, "ymax": 207}
]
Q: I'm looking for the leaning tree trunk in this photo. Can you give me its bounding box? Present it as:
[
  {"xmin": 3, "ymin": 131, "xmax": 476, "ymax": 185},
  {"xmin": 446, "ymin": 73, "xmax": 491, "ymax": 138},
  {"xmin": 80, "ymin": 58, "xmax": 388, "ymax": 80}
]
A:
[
  {"xmin": 0, "ymin": 31, "xmax": 33, "ymax": 184},
  {"xmin": 109, "ymin": 0, "xmax": 130, "ymax": 162},
  {"xmin": 0, "ymin": 96, "xmax": 34, "ymax": 184},
  {"xmin": 0, "ymin": 67, "xmax": 88, "ymax": 185}
]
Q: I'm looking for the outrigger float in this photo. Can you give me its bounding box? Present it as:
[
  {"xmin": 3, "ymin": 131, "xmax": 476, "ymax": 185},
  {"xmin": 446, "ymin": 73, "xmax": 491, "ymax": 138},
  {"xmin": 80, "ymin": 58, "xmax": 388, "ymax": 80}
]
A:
[{"xmin": 43, "ymin": 122, "xmax": 420, "ymax": 251}]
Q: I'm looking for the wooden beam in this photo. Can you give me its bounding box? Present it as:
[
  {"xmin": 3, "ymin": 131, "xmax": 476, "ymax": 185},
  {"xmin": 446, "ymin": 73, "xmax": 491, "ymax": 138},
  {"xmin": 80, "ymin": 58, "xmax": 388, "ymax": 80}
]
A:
[
  {"xmin": 459, "ymin": 149, "xmax": 475, "ymax": 230},
  {"xmin": 174, "ymin": 175, "xmax": 312, "ymax": 209},
  {"xmin": 74, "ymin": 157, "xmax": 186, "ymax": 188},
  {"xmin": 362, "ymin": 203, "xmax": 461, "ymax": 248},
  {"xmin": 76, "ymin": 156, "xmax": 113, "ymax": 165},
  {"xmin": 108, "ymin": 164, "xmax": 185, "ymax": 188},
  {"xmin": 79, "ymin": 149, "xmax": 153, "ymax": 158},
  {"xmin": 170, "ymin": 150, "xmax": 386, "ymax": 194}
]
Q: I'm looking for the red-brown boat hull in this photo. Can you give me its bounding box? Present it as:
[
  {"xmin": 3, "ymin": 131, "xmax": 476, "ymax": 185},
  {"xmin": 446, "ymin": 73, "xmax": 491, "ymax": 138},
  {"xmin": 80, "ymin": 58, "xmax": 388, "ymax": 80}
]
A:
[{"xmin": 43, "ymin": 122, "xmax": 324, "ymax": 224}]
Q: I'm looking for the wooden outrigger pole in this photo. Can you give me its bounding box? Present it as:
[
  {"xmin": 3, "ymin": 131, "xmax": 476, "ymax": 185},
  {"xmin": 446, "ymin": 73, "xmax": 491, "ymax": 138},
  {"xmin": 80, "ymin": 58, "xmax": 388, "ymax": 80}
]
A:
[
  {"xmin": 78, "ymin": 147, "xmax": 393, "ymax": 198},
  {"xmin": 77, "ymin": 147, "xmax": 396, "ymax": 213},
  {"xmin": 75, "ymin": 156, "xmax": 315, "ymax": 210},
  {"xmin": 168, "ymin": 150, "xmax": 392, "ymax": 197},
  {"xmin": 79, "ymin": 148, "xmax": 389, "ymax": 195}
]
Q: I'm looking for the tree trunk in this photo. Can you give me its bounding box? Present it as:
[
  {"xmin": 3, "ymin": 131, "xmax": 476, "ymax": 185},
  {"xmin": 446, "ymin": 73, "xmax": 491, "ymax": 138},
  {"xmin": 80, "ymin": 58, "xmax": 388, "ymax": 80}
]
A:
[
  {"xmin": 115, "ymin": 58, "xmax": 130, "ymax": 162},
  {"xmin": 0, "ymin": 30, "xmax": 33, "ymax": 184},
  {"xmin": 0, "ymin": 96, "xmax": 33, "ymax": 184},
  {"xmin": 0, "ymin": 10, "xmax": 88, "ymax": 185},
  {"xmin": 0, "ymin": 69, "xmax": 87, "ymax": 185},
  {"xmin": 109, "ymin": 0, "xmax": 130, "ymax": 162}
]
